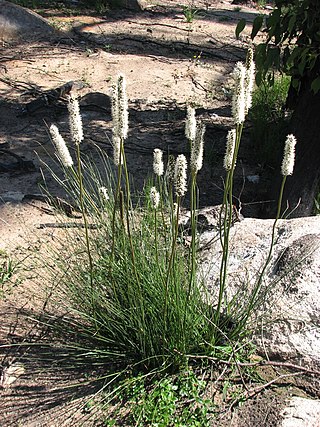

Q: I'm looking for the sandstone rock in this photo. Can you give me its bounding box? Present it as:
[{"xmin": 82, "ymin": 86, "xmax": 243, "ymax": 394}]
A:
[
  {"xmin": 109, "ymin": 0, "xmax": 144, "ymax": 11},
  {"xmin": 197, "ymin": 212, "xmax": 320, "ymax": 366},
  {"xmin": 280, "ymin": 397, "xmax": 320, "ymax": 427},
  {"xmin": 0, "ymin": 0, "xmax": 55, "ymax": 42}
]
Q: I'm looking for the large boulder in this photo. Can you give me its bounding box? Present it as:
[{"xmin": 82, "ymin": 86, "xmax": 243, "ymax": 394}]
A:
[
  {"xmin": 196, "ymin": 210, "xmax": 320, "ymax": 367},
  {"xmin": 108, "ymin": 0, "xmax": 144, "ymax": 11},
  {"xmin": 0, "ymin": 0, "xmax": 56, "ymax": 42},
  {"xmin": 280, "ymin": 397, "xmax": 320, "ymax": 427}
]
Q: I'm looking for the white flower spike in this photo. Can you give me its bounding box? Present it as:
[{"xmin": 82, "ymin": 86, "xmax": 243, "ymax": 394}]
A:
[
  {"xmin": 185, "ymin": 106, "xmax": 197, "ymax": 142},
  {"xmin": 281, "ymin": 134, "xmax": 297, "ymax": 176},
  {"xmin": 112, "ymin": 74, "xmax": 129, "ymax": 141},
  {"xmin": 67, "ymin": 94, "xmax": 83, "ymax": 145},
  {"xmin": 49, "ymin": 124, "xmax": 73, "ymax": 168},
  {"xmin": 244, "ymin": 48, "xmax": 255, "ymax": 115},
  {"xmin": 153, "ymin": 148, "xmax": 164, "ymax": 177},
  {"xmin": 150, "ymin": 186, "xmax": 160, "ymax": 209},
  {"xmin": 174, "ymin": 154, "xmax": 188, "ymax": 197},
  {"xmin": 190, "ymin": 122, "xmax": 205, "ymax": 173},
  {"xmin": 224, "ymin": 129, "xmax": 236, "ymax": 171},
  {"xmin": 232, "ymin": 62, "xmax": 246, "ymax": 125}
]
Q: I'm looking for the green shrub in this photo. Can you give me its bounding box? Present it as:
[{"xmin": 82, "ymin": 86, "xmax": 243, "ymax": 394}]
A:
[{"xmin": 249, "ymin": 75, "xmax": 291, "ymax": 167}]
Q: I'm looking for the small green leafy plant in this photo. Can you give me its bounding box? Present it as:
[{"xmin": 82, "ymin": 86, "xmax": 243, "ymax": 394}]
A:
[
  {"xmin": 0, "ymin": 253, "xmax": 15, "ymax": 299},
  {"xmin": 256, "ymin": 0, "xmax": 267, "ymax": 8},
  {"xmin": 122, "ymin": 369, "xmax": 211, "ymax": 426},
  {"xmin": 182, "ymin": 2, "xmax": 199, "ymax": 23}
]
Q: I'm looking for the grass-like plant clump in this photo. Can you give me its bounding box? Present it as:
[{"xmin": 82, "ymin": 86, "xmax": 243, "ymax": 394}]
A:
[{"xmin": 40, "ymin": 49, "xmax": 297, "ymax": 423}]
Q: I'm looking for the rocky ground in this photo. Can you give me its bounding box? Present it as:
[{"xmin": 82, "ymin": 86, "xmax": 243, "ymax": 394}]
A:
[{"xmin": 0, "ymin": 1, "xmax": 319, "ymax": 426}]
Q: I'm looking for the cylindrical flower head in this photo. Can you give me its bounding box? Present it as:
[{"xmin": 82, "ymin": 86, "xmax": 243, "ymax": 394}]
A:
[
  {"xmin": 112, "ymin": 74, "xmax": 129, "ymax": 140},
  {"xmin": 281, "ymin": 134, "xmax": 297, "ymax": 176},
  {"xmin": 190, "ymin": 122, "xmax": 206, "ymax": 173},
  {"xmin": 153, "ymin": 148, "xmax": 164, "ymax": 176},
  {"xmin": 185, "ymin": 106, "xmax": 196, "ymax": 142},
  {"xmin": 112, "ymin": 135, "xmax": 123, "ymax": 166},
  {"xmin": 173, "ymin": 202, "xmax": 179, "ymax": 217},
  {"xmin": 99, "ymin": 186, "xmax": 110, "ymax": 201},
  {"xmin": 174, "ymin": 154, "xmax": 188, "ymax": 197},
  {"xmin": 224, "ymin": 129, "xmax": 236, "ymax": 171},
  {"xmin": 244, "ymin": 48, "xmax": 255, "ymax": 114},
  {"xmin": 150, "ymin": 186, "xmax": 160, "ymax": 209},
  {"xmin": 67, "ymin": 94, "xmax": 83, "ymax": 145},
  {"xmin": 49, "ymin": 124, "xmax": 73, "ymax": 168},
  {"xmin": 111, "ymin": 87, "xmax": 119, "ymax": 137},
  {"xmin": 232, "ymin": 62, "xmax": 246, "ymax": 125},
  {"xmin": 165, "ymin": 154, "xmax": 176, "ymax": 185}
]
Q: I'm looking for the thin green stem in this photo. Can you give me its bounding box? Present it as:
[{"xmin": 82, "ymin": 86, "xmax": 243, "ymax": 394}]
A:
[
  {"xmin": 215, "ymin": 123, "xmax": 243, "ymax": 336},
  {"xmin": 187, "ymin": 176, "xmax": 197, "ymax": 289},
  {"xmin": 163, "ymin": 196, "xmax": 181, "ymax": 347},
  {"xmin": 121, "ymin": 143, "xmax": 138, "ymax": 278},
  {"xmin": 242, "ymin": 176, "xmax": 287, "ymax": 324},
  {"xmin": 168, "ymin": 187, "xmax": 175, "ymax": 262},
  {"xmin": 157, "ymin": 175, "xmax": 168, "ymax": 249},
  {"xmin": 120, "ymin": 142, "xmax": 145, "ymax": 352},
  {"xmin": 75, "ymin": 143, "xmax": 94, "ymax": 292},
  {"xmin": 111, "ymin": 146, "xmax": 123, "ymax": 259},
  {"xmin": 154, "ymin": 208, "xmax": 159, "ymax": 267},
  {"xmin": 189, "ymin": 172, "xmax": 197, "ymax": 279},
  {"xmin": 182, "ymin": 171, "xmax": 198, "ymax": 348}
]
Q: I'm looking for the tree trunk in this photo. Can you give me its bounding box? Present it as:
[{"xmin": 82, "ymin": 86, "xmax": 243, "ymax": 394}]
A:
[{"xmin": 268, "ymin": 86, "xmax": 320, "ymax": 218}]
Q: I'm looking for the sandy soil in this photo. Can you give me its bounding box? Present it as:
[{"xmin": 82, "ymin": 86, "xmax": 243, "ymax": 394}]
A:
[{"xmin": 1, "ymin": 1, "xmax": 318, "ymax": 426}]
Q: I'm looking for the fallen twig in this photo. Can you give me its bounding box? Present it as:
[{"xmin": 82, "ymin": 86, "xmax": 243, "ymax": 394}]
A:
[
  {"xmin": 38, "ymin": 222, "xmax": 98, "ymax": 229},
  {"xmin": 186, "ymin": 353, "xmax": 320, "ymax": 377}
]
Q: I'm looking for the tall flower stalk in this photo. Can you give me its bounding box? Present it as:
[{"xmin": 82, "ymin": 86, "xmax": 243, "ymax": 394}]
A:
[
  {"xmin": 182, "ymin": 119, "xmax": 206, "ymax": 346},
  {"xmin": 68, "ymin": 94, "xmax": 94, "ymax": 291},
  {"xmin": 150, "ymin": 186, "xmax": 160, "ymax": 266},
  {"xmin": 163, "ymin": 154, "xmax": 187, "ymax": 340},
  {"xmin": 111, "ymin": 77, "xmax": 147, "ymax": 350},
  {"xmin": 242, "ymin": 134, "xmax": 297, "ymax": 323},
  {"xmin": 214, "ymin": 50, "xmax": 255, "ymax": 334},
  {"xmin": 110, "ymin": 74, "xmax": 144, "ymax": 348},
  {"xmin": 110, "ymin": 75, "xmax": 134, "ymax": 260},
  {"xmin": 153, "ymin": 148, "xmax": 167, "ymax": 235},
  {"xmin": 165, "ymin": 154, "xmax": 176, "ymax": 239},
  {"xmin": 49, "ymin": 95, "xmax": 95, "ymax": 302},
  {"xmin": 188, "ymin": 122, "xmax": 205, "ymax": 294}
]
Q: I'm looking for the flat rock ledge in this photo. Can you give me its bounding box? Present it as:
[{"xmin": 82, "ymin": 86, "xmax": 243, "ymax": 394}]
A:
[{"xmin": 195, "ymin": 210, "xmax": 320, "ymax": 367}]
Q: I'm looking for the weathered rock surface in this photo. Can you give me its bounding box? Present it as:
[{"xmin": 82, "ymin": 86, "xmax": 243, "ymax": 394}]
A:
[
  {"xmin": 109, "ymin": 0, "xmax": 144, "ymax": 11},
  {"xmin": 280, "ymin": 397, "xmax": 320, "ymax": 427},
  {"xmin": 0, "ymin": 0, "xmax": 55, "ymax": 42},
  {"xmin": 197, "ymin": 212, "xmax": 320, "ymax": 366}
]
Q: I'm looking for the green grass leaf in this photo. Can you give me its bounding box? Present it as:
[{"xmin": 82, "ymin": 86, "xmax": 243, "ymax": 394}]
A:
[{"xmin": 235, "ymin": 18, "xmax": 246, "ymax": 39}]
